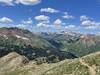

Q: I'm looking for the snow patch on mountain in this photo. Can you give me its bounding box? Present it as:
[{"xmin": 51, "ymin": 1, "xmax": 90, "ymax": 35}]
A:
[{"xmin": 15, "ymin": 35, "xmax": 29, "ymax": 40}]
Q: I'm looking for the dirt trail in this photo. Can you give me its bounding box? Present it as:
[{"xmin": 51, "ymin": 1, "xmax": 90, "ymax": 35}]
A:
[{"xmin": 79, "ymin": 59, "xmax": 96, "ymax": 75}]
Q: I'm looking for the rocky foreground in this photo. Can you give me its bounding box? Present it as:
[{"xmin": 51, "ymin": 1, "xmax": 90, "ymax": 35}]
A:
[{"xmin": 0, "ymin": 51, "xmax": 100, "ymax": 75}]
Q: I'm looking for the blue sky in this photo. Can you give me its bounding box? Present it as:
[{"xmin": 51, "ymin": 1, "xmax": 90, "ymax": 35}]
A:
[{"xmin": 0, "ymin": 0, "xmax": 100, "ymax": 34}]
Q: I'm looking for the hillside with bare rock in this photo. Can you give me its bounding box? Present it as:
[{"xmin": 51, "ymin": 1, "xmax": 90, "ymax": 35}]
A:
[{"xmin": 0, "ymin": 27, "xmax": 100, "ymax": 75}]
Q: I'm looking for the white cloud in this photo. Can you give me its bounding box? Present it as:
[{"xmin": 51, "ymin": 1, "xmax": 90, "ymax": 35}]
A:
[
  {"xmin": 62, "ymin": 12, "xmax": 74, "ymax": 19},
  {"xmin": 80, "ymin": 15, "xmax": 100, "ymax": 26},
  {"xmin": 17, "ymin": 24, "xmax": 26, "ymax": 28},
  {"xmin": 0, "ymin": 0, "xmax": 41, "ymax": 6},
  {"xmin": 80, "ymin": 15, "xmax": 94, "ymax": 26},
  {"xmin": 37, "ymin": 22, "xmax": 49, "ymax": 28},
  {"xmin": 54, "ymin": 19, "xmax": 62, "ymax": 27},
  {"xmin": 64, "ymin": 25, "xmax": 78, "ymax": 31},
  {"xmin": 80, "ymin": 15, "xmax": 100, "ymax": 30},
  {"xmin": 80, "ymin": 15, "xmax": 89, "ymax": 21},
  {"xmin": 34, "ymin": 15, "xmax": 50, "ymax": 21},
  {"xmin": 35, "ymin": 15, "xmax": 50, "ymax": 28},
  {"xmin": 65, "ymin": 25, "xmax": 76, "ymax": 29},
  {"xmin": 0, "ymin": 17, "xmax": 13, "ymax": 23},
  {"xmin": 81, "ymin": 20, "xmax": 96, "ymax": 26},
  {"xmin": 0, "ymin": 0, "xmax": 14, "ymax": 6},
  {"xmin": 40, "ymin": 8, "xmax": 59, "ymax": 13},
  {"xmin": 15, "ymin": 0, "xmax": 41, "ymax": 5},
  {"xmin": 21, "ymin": 18, "xmax": 33, "ymax": 25}
]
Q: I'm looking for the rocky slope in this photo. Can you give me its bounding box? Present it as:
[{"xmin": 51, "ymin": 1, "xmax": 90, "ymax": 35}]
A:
[{"xmin": 0, "ymin": 51, "xmax": 100, "ymax": 75}]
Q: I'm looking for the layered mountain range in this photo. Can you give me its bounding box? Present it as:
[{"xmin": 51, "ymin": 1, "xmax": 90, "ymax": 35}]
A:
[{"xmin": 0, "ymin": 27, "xmax": 100, "ymax": 75}]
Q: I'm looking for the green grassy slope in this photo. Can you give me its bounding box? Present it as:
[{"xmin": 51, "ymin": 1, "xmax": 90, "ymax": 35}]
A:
[
  {"xmin": 41, "ymin": 33, "xmax": 100, "ymax": 57},
  {"xmin": 42, "ymin": 52, "xmax": 100, "ymax": 75}
]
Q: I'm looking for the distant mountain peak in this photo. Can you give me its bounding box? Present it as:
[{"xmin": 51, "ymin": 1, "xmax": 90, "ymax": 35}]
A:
[{"xmin": 80, "ymin": 35, "xmax": 94, "ymax": 41}]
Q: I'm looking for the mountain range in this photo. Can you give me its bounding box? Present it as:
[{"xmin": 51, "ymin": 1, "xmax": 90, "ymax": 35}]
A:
[{"xmin": 0, "ymin": 27, "xmax": 100, "ymax": 75}]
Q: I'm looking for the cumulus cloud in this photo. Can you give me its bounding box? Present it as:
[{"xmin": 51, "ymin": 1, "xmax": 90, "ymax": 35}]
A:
[
  {"xmin": 34, "ymin": 15, "xmax": 50, "ymax": 21},
  {"xmin": 34, "ymin": 15, "xmax": 51, "ymax": 28},
  {"xmin": 0, "ymin": 0, "xmax": 14, "ymax": 6},
  {"xmin": 17, "ymin": 24, "xmax": 26, "ymax": 28},
  {"xmin": 62, "ymin": 12, "xmax": 74, "ymax": 19},
  {"xmin": 53, "ymin": 19, "xmax": 62, "ymax": 27},
  {"xmin": 40, "ymin": 8, "xmax": 59, "ymax": 13},
  {"xmin": 81, "ymin": 20, "xmax": 96, "ymax": 26},
  {"xmin": 0, "ymin": 0, "xmax": 41, "ymax": 6},
  {"xmin": 21, "ymin": 18, "xmax": 33, "ymax": 25},
  {"xmin": 37, "ymin": 22, "xmax": 49, "ymax": 28},
  {"xmin": 80, "ymin": 15, "xmax": 100, "ymax": 26},
  {"xmin": 80, "ymin": 15, "xmax": 89, "ymax": 21},
  {"xmin": 15, "ymin": 0, "xmax": 41, "ymax": 5},
  {"xmin": 0, "ymin": 17, "xmax": 13, "ymax": 23},
  {"xmin": 80, "ymin": 15, "xmax": 100, "ymax": 30}
]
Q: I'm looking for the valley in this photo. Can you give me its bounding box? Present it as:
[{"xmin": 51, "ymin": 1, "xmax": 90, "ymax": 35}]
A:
[{"xmin": 0, "ymin": 27, "xmax": 100, "ymax": 75}]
